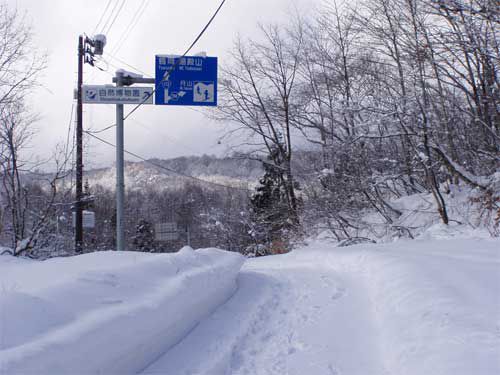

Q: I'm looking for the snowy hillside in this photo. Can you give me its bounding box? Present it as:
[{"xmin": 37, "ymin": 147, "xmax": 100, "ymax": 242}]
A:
[
  {"xmin": 309, "ymin": 181, "xmax": 500, "ymax": 244},
  {"xmin": 83, "ymin": 155, "xmax": 262, "ymax": 191},
  {"xmin": 1, "ymin": 231, "xmax": 499, "ymax": 374}
]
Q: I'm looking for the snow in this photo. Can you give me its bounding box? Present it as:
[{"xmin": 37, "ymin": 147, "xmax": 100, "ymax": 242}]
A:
[
  {"xmin": 416, "ymin": 221, "xmax": 492, "ymax": 241},
  {"xmin": 320, "ymin": 168, "xmax": 335, "ymax": 176},
  {"xmin": 156, "ymin": 54, "xmax": 181, "ymax": 58},
  {"xmin": 433, "ymin": 146, "xmax": 493, "ymax": 189},
  {"xmin": 338, "ymin": 183, "xmax": 499, "ymax": 242},
  {"xmin": 144, "ymin": 237, "xmax": 500, "ymax": 375},
  {"xmin": 1, "ymin": 235, "xmax": 499, "ymax": 374},
  {"xmin": 14, "ymin": 238, "xmax": 31, "ymax": 254},
  {"xmin": 0, "ymin": 247, "xmax": 244, "ymax": 374},
  {"xmin": 116, "ymin": 69, "xmax": 143, "ymax": 78}
]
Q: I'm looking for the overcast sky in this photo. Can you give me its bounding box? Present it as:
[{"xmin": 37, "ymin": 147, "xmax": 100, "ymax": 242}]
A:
[{"xmin": 7, "ymin": 0, "xmax": 320, "ymax": 169}]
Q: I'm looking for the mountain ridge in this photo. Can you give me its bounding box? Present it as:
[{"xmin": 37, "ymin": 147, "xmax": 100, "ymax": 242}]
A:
[{"xmin": 83, "ymin": 154, "xmax": 263, "ymax": 191}]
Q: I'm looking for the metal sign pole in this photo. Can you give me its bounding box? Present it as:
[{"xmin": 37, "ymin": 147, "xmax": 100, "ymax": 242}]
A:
[{"xmin": 115, "ymin": 71, "xmax": 125, "ymax": 251}]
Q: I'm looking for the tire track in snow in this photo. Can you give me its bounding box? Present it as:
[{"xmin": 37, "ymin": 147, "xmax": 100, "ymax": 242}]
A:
[
  {"xmin": 142, "ymin": 271, "xmax": 283, "ymax": 375},
  {"xmin": 225, "ymin": 265, "xmax": 387, "ymax": 375}
]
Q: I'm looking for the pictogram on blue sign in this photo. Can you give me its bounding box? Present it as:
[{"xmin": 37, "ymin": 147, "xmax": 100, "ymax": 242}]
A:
[{"xmin": 155, "ymin": 55, "xmax": 218, "ymax": 106}]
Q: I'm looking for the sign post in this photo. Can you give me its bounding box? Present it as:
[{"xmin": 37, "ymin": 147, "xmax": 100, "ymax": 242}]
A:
[
  {"xmin": 115, "ymin": 71, "xmax": 125, "ymax": 251},
  {"xmin": 84, "ymin": 55, "xmax": 218, "ymax": 251}
]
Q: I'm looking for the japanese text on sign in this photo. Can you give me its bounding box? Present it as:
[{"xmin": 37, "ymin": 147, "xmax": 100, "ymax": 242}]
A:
[{"xmin": 155, "ymin": 55, "xmax": 218, "ymax": 106}]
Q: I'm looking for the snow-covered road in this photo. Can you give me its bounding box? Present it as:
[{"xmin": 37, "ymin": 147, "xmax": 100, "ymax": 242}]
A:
[
  {"xmin": 1, "ymin": 237, "xmax": 498, "ymax": 374},
  {"xmin": 144, "ymin": 268, "xmax": 386, "ymax": 374},
  {"xmin": 143, "ymin": 238, "xmax": 500, "ymax": 375}
]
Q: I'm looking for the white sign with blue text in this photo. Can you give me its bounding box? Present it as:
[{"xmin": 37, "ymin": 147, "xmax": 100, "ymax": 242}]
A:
[
  {"xmin": 155, "ymin": 55, "xmax": 218, "ymax": 106},
  {"xmin": 82, "ymin": 85, "xmax": 154, "ymax": 104}
]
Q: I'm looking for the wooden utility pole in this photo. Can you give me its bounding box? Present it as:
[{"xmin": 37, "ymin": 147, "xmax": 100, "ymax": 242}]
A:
[{"xmin": 75, "ymin": 35, "xmax": 84, "ymax": 252}]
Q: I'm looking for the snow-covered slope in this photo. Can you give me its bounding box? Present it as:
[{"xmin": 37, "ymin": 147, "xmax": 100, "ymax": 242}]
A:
[
  {"xmin": 316, "ymin": 183, "xmax": 499, "ymax": 244},
  {"xmin": 144, "ymin": 236, "xmax": 500, "ymax": 375},
  {"xmin": 83, "ymin": 155, "xmax": 261, "ymax": 191},
  {"xmin": 0, "ymin": 248, "xmax": 244, "ymax": 374}
]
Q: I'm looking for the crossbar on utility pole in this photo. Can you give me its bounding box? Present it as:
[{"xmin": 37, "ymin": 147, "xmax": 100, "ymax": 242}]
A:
[
  {"xmin": 115, "ymin": 71, "xmax": 125, "ymax": 251},
  {"xmin": 75, "ymin": 35, "xmax": 84, "ymax": 252}
]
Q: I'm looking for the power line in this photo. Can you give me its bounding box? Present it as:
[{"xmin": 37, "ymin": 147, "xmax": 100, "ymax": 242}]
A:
[
  {"xmin": 95, "ymin": 55, "xmax": 122, "ymax": 74},
  {"xmin": 123, "ymin": 0, "xmax": 228, "ymax": 121},
  {"xmin": 85, "ymin": 103, "xmax": 212, "ymax": 139},
  {"xmin": 64, "ymin": 102, "xmax": 76, "ymax": 169},
  {"xmin": 93, "ymin": 0, "xmax": 114, "ymax": 35},
  {"xmin": 128, "ymin": 117, "xmax": 205, "ymax": 154},
  {"xmin": 104, "ymin": 53, "xmax": 152, "ymax": 77},
  {"xmin": 105, "ymin": 0, "xmax": 127, "ymax": 35},
  {"xmin": 87, "ymin": 122, "xmax": 116, "ymax": 134},
  {"xmin": 104, "ymin": 0, "xmax": 127, "ymax": 35},
  {"xmin": 100, "ymin": 0, "xmax": 121, "ymax": 33},
  {"xmin": 110, "ymin": 0, "xmax": 149, "ymax": 56},
  {"xmin": 87, "ymin": 0, "xmax": 228, "ymax": 134},
  {"xmin": 60, "ymin": 100, "xmax": 77, "ymax": 192},
  {"xmin": 85, "ymin": 58, "xmax": 116, "ymax": 80},
  {"xmin": 85, "ymin": 131, "xmax": 250, "ymax": 192}
]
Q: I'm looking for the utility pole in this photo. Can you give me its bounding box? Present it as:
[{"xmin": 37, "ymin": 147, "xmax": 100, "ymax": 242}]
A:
[
  {"xmin": 75, "ymin": 34, "xmax": 106, "ymax": 253},
  {"xmin": 115, "ymin": 70, "xmax": 125, "ymax": 251},
  {"xmin": 75, "ymin": 35, "xmax": 84, "ymax": 252}
]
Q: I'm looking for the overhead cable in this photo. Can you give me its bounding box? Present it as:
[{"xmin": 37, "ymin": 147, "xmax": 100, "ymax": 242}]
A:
[
  {"xmin": 85, "ymin": 130, "xmax": 250, "ymax": 192},
  {"xmin": 104, "ymin": 0, "xmax": 127, "ymax": 35},
  {"xmin": 110, "ymin": 0, "xmax": 149, "ymax": 56},
  {"xmin": 87, "ymin": 0, "xmax": 228, "ymax": 134},
  {"xmin": 63, "ymin": 102, "xmax": 76, "ymax": 170},
  {"xmin": 123, "ymin": 0, "xmax": 227, "ymax": 121},
  {"xmin": 104, "ymin": 53, "xmax": 152, "ymax": 77},
  {"xmin": 100, "ymin": 0, "xmax": 121, "ymax": 33},
  {"xmin": 93, "ymin": 0, "xmax": 114, "ymax": 35}
]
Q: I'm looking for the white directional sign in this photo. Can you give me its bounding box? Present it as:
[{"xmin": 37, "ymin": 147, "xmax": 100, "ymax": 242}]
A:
[
  {"xmin": 82, "ymin": 85, "xmax": 153, "ymax": 104},
  {"xmin": 72, "ymin": 210, "xmax": 95, "ymax": 229},
  {"xmin": 155, "ymin": 222, "xmax": 179, "ymax": 241}
]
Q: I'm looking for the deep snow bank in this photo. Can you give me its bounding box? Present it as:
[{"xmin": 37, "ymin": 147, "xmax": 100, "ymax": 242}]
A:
[
  {"xmin": 357, "ymin": 239, "xmax": 500, "ymax": 375},
  {"xmin": 0, "ymin": 247, "xmax": 244, "ymax": 374},
  {"xmin": 316, "ymin": 183, "xmax": 499, "ymax": 244},
  {"xmin": 302, "ymin": 237, "xmax": 500, "ymax": 375}
]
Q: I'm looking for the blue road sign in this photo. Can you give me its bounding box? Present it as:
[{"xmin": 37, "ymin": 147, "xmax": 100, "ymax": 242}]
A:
[{"xmin": 155, "ymin": 55, "xmax": 217, "ymax": 106}]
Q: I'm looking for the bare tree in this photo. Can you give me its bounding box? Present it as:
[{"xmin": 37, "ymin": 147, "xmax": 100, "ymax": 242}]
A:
[
  {"xmin": 0, "ymin": 102, "xmax": 69, "ymax": 256},
  {"xmin": 0, "ymin": 3, "xmax": 50, "ymax": 255},
  {"xmin": 0, "ymin": 4, "xmax": 46, "ymax": 107},
  {"xmin": 216, "ymin": 24, "xmax": 304, "ymax": 234},
  {"xmin": 0, "ymin": 102, "xmax": 34, "ymax": 250}
]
